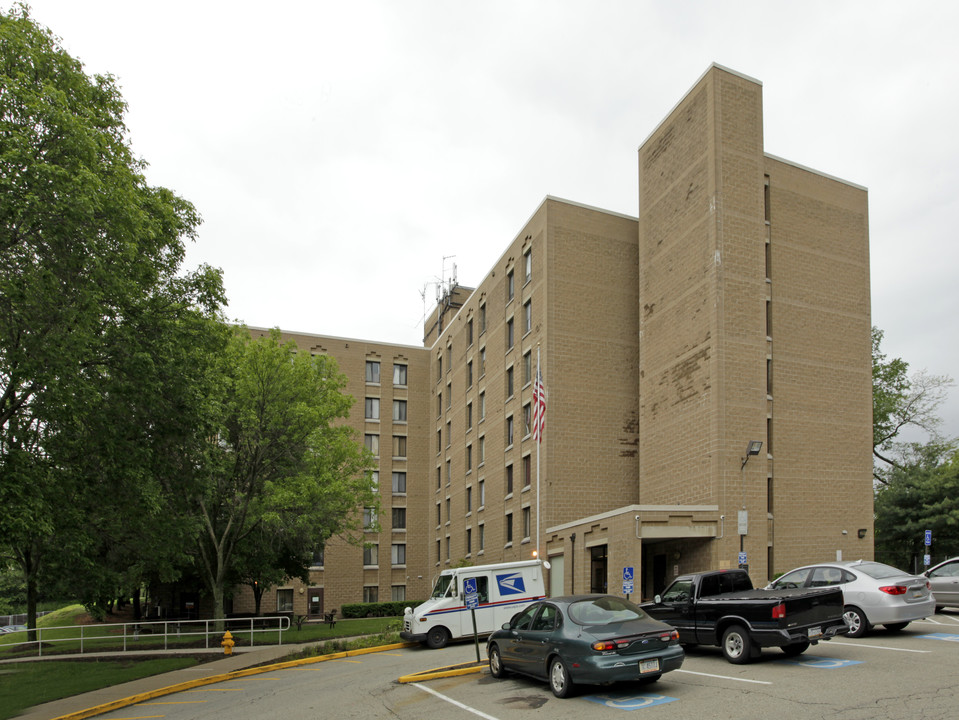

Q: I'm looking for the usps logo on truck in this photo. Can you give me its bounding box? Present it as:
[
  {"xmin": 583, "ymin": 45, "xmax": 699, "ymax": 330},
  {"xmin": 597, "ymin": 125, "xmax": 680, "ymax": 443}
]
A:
[{"xmin": 496, "ymin": 572, "xmax": 527, "ymax": 595}]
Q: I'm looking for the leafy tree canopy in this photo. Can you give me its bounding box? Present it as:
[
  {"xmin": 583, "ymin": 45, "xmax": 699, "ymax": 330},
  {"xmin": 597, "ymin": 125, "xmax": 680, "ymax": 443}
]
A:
[{"xmin": 0, "ymin": 5, "xmax": 225, "ymax": 631}]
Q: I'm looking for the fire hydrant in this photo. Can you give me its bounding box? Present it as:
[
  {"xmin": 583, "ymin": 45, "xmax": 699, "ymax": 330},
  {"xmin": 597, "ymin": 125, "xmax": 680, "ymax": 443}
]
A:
[{"xmin": 221, "ymin": 631, "xmax": 235, "ymax": 656}]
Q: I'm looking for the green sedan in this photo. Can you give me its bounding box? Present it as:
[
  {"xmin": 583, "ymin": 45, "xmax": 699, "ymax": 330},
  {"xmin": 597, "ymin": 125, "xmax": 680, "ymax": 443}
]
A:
[{"xmin": 486, "ymin": 594, "xmax": 685, "ymax": 698}]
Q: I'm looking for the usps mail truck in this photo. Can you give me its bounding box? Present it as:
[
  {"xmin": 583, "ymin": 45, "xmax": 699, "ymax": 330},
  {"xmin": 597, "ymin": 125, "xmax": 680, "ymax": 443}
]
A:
[{"xmin": 401, "ymin": 559, "xmax": 547, "ymax": 648}]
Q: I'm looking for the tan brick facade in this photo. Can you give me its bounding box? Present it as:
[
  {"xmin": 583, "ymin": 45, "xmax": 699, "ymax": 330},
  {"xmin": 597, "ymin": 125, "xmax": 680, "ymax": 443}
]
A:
[{"xmin": 229, "ymin": 64, "xmax": 873, "ymax": 614}]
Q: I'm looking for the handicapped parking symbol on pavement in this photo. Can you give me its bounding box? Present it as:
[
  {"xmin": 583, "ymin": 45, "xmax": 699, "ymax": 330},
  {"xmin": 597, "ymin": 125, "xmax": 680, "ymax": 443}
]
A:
[
  {"xmin": 585, "ymin": 693, "xmax": 678, "ymax": 710},
  {"xmin": 778, "ymin": 655, "xmax": 862, "ymax": 669}
]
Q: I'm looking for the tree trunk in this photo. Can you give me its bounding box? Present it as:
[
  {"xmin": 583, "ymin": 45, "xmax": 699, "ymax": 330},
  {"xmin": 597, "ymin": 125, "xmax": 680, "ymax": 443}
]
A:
[{"xmin": 132, "ymin": 587, "xmax": 142, "ymax": 621}]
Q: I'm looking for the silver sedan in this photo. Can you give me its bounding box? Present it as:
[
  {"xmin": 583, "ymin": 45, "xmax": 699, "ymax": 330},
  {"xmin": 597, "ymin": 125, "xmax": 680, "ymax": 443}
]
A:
[
  {"xmin": 766, "ymin": 560, "xmax": 935, "ymax": 638},
  {"xmin": 924, "ymin": 557, "xmax": 959, "ymax": 611}
]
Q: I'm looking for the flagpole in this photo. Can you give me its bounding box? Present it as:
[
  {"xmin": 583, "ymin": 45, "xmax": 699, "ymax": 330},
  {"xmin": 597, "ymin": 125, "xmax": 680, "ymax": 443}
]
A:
[{"xmin": 536, "ymin": 344, "xmax": 541, "ymax": 562}]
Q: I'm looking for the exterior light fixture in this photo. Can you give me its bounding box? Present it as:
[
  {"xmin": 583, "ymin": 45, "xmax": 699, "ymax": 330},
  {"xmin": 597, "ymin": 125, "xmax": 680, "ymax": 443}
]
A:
[
  {"xmin": 741, "ymin": 440, "xmax": 763, "ymax": 469},
  {"xmin": 858, "ymin": 528, "xmax": 868, "ymax": 539}
]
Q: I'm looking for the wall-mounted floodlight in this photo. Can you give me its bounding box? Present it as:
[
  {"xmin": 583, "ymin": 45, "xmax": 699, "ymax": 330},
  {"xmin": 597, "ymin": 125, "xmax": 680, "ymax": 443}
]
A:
[
  {"xmin": 741, "ymin": 441, "xmax": 763, "ymax": 469},
  {"xmin": 858, "ymin": 528, "xmax": 868, "ymax": 539}
]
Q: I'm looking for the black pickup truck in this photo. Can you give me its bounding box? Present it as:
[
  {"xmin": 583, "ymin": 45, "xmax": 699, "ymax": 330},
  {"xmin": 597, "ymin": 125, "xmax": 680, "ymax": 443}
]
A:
[{"xmin": 642, "ymin": 569, "xmax": 847, "ymax": 663}]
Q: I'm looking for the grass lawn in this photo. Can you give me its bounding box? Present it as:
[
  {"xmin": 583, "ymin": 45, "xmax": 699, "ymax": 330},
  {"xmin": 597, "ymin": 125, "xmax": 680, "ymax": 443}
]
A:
[
  {"xmin": 0, "ymin": 611, "xmax": 401, "ymax": 717},
  {"xmin": 0, "ymin": 657, "xmax": 202, "ymax": 720}
]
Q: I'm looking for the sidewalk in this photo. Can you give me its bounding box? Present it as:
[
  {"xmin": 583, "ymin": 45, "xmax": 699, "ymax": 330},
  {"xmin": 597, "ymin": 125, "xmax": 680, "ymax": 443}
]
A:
[{"xmin": 13, "ymin": 642, "xmax": 320, "ymax": 720}]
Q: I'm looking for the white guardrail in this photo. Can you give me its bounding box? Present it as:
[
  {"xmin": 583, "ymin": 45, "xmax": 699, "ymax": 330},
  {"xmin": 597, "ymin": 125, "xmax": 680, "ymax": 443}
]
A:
[{"xmin": 0, "ymin": 615, "xmax": 292, "ymax": 657}]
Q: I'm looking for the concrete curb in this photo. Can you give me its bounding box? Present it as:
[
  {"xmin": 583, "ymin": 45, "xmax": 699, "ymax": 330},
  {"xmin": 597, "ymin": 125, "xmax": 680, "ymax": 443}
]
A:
[
  {"xmin": 397, "ymin": 659, "xmax": 487, "ymax": 683},
  {"xmin": 50, "ymin": 642, "xmax": 419, "ymax": 720}
]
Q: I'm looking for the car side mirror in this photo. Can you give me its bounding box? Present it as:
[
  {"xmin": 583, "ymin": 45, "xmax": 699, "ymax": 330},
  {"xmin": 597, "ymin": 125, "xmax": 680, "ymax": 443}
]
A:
[
  {"xmin": 502, "ymin": 622, "xmax": 511, "ymax": 630},
  {"xmin": 654, "ymin": 594, "xmax": 662, "ymax": 604}
]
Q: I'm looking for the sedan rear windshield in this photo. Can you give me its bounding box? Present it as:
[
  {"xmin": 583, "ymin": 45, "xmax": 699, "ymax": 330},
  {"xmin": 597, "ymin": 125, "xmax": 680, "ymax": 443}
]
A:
[
  {"xmin": 853, "ymin": 562, "xmax": 908, "ymax": 579},
  {"xmin": 568, "ymin": 597, "xmax": 647, "ymax": 625}
]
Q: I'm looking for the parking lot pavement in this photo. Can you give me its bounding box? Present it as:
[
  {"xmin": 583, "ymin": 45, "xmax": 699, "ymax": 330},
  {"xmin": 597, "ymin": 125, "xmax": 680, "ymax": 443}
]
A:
[{"xmin": 19, "ymin": 610, "xmax": 959, "ymax": 720}]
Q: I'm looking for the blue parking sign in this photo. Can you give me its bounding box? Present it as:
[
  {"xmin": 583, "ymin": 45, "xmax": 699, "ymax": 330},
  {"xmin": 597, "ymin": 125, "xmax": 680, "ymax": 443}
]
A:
[{"xmin": 925, "ymin": 530, "xmax": 932, "ymax": 546}]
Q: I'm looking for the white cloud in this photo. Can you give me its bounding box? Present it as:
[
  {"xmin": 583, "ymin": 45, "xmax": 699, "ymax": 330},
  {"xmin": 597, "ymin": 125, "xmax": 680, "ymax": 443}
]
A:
[{"xmin": 20, "ymin": 0, "xmax": 959, "ymax": 437}]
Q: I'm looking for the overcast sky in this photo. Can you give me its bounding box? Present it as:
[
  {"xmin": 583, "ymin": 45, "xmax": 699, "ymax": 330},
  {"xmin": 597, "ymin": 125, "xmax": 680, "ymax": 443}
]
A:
[{"xmin": 19, "ymin": 0, "xmax": 959, "ymax": 440}]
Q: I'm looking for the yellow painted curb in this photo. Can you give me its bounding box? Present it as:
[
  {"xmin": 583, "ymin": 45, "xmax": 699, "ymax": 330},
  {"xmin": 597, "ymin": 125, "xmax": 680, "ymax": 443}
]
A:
[
  {"xmin": 397, "ymin": 660, "xmax": 487, "ymax": 683},
  {"xmin": 51, "ymin": 642, "xmax": 418, "ymax": 720}
]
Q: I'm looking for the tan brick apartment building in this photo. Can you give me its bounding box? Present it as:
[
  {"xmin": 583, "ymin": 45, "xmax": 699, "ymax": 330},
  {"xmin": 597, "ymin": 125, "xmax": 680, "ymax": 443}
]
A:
[{"xmin": 238, "ymin": 64, "xmax": 873, "ymax": 618}]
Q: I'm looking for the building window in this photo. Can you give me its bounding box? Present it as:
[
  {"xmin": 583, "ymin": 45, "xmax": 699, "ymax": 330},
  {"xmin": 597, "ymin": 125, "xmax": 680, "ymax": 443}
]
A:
[
  {"xmin": 479, "ymin": 479, "xmax": 486, "ymax": 507},
  {"xmin": 276, "ymin": 589, "xmax": 293, "ymax": 613},
  {"xmin": 446, "ymin": 536, "xmax": 451, "ymax": 561},
  {"xmin": 507, "ymin": 269, "xmax": 514, "ymax": 302},
  {"xmin": 446, "ymin": 420, "xmax": 451, "ymax": 447},
  {"xmin": 392, "ymin": 435, "xmax": 407, "ymax": 458},
  {"xmin": 466, "ymin": 444, "xmax": 472, "ymax": 471},
  {"xmin": 523, "ymin": 403, "xmax": 531, "ymax": 437},
  {"xmin": 392, "ymin": 471, "xmax": 407, "ymax": 493},
  {"xmin": 479, "ymin": 303, "xmax": 486, "ymax": 334},
  {"xmin": 445, "ymin": 497, "xmax": 450, "ymax": 522},
  {"xmin": 365, "ymin": 361, "xmax": 380, "ymax": 384},
  {"xmin": 506, "ymin": 366, "xmax": 514, "ymax": 398},
  {"xmin": 393, "ymin": 363, "xmax": 407, "ymax": 386},
  {"xmin": 391, "ymin": 543, "xmax": 406, "ymax": 565},
  {"xmin": 363, "ymin": 545, "xmax": 378, "ymax": 566},
  {"xmin": 523, "ymin": 350, "xmax": 531, "ymax": 386},
  {"xmin": 447, "ymin": 383, "xmax": 452, "ymax": 409},
  {"xmin": 522, "ymin": 506, "xmax": 531, "ymax": 539},
  {"xmin": 446, "ymin": 459, "xmax": 451, "ymax": 485},
  {"xmin": 391, "ymin": 585, "xmax": 406, "ymax": 602},
  {"xmin": 524, "ymin": 248, "xmax": 532, "ymax": 284},
  {"xmin": 467, "ymin": 318, "xmax": 474, "ymax": 346},
  {"xmin": 466, "ymin": 528, "xmax": 472, "ymax": 555},
  {"xmin": 363, "ymin": 507, "xmax": 376, "ymax": 530},
  {"xmin": 436, "ymin": 466, "xmax": 441, "ymax": 489},
  {"xmin": 523, "ymin": 454, "xmax": 531, "ymax": 487},
  {"xmin": 371, "ymin": 471, "xmax": 378, "ymax": 488},
  {"xmin": 393, "ymin": 399, "xmax": 407, "ymax": 422},
  {"xmin": 392, "ymin": 507, "xmax": 406, "ymax": 531},
  {"xmin": 479, "ymin": 391, "xmax": 486, "ymax": 421},
  {"xmin": 436, "ymin": 503, "xmax": 441, "ymax": 526},
  {"xmin": 437, "ymin": 429, "xmax": 442, "ymax": 454},
  {"xmin": 364, "ymin": 434, "xmax": 379, "ymax": 456},
  {"xmin": 479, "ymin": 347, "xmax": 486, "ymax": 377},
  {"xmin": 467, "ymin": 360, "xmax": 473, "ymax": 387},
  {"xmin": 479, "ymin": 523, "xmax": 485, "ymax": 551},
  {"xmin": 505, "ymin": 513, "xmax": 513, "ymax": 544},
  {"xmin": 523, "ymin": 299, "xmax": 532, "ymax": 335},
  {"xmin": 364, "ymin": 586, "xmax": 378, "ymax": 603},
  {"xmin": 506, "ymin": 416, "xmax": 514, "ymax": 447},
  {"xmin": 466, "ymin": 402, "xmax": 473, "ymax": 430},
  {"xmin": 437, "ymin": 355, "xmax": 442, "ymax": 381},
  {"xmin": 311, "ymin": 546, "xmax": 324, "ymax": 567},
  {"xmin": 466, "ymin": 486, "xmax": 472, "ymax": 513},
  {"xmin": 447, "ymin": 344, "xmax": 452, "ymax": 372},
  {"xmin": 436, "ymin": 539, "xmax": 441, "ymax": 563},
  {"xmin": 365, "ymin": 397, "xmax": 380, "ymax": 420},
  {"xmin": 506, "ymin": 318, "xmax": 514, "ymax": 350},
  {"xmin": 506, "ymin": 464, "xmax": 514, "ymax": 495},
  {"xmin": 479, "ymin": 436, "xmax": 485, "ymax": 465}
]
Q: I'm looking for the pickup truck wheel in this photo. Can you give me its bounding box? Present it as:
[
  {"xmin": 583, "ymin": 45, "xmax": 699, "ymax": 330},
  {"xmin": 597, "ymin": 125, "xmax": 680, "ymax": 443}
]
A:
[
  {"xmin": 488, "ymin": 644, "xmax": 507, "ymax": 678},
  {"xmin": 843, "ymin": 606, "xmax": 870, "ymax": 638},
  {"xmin": 549, "ymin": 657, "xmax": 576, "ymax": 698},
  {"xmin": 426, "ymin": 626, "xmax": 449, "ymax": 649},
  {"xmin": 781, "ymin": 640, "xmax": 810, "ymax": 657},
  {"xmin": 721, "ymin": 624, "xmax": 754, "ymax": 664}
]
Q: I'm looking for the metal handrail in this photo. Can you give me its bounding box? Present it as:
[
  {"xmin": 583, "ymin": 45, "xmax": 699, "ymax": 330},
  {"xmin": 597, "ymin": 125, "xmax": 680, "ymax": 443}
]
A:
[{"xmin": 0, "ymin": 615, "xmax": 291, "ymax": 658}]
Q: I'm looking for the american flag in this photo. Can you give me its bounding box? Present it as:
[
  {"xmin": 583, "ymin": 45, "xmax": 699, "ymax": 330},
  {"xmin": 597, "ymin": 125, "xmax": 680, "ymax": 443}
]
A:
[{"xmin": 532, "ymin": 367, "xmax": 546, "ymax": 442}]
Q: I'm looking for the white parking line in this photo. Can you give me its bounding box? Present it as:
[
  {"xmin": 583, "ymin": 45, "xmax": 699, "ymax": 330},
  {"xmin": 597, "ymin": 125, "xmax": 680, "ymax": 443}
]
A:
[
  {"xmin": 675, "ymin": 669, "xmax": 772, "ymax": 685},
  {"xmin": 924, "ymin": 616, "xmax": 959, "ymax": 626},
  {"xmin": 413, "ymin": 682, "xmax": 502, "ymax": 720},
  {"xmin": 828, "ymin": 641, "xmax": 930, "ymax": 653}
]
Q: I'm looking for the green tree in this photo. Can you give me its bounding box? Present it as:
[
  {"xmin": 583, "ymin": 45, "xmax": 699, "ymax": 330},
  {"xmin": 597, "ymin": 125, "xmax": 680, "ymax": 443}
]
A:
[
  {"xmin": 874, "ymin": 442, "xmax": 959, "ymax": 570},
  {"xmin": 190, "ymin": 329, "xmax": 376, "ymax": 626},
  {"xmin": 872, "ymin": 327, "xmax": 954, "ymax": 481},
  {"xmin": 0, "ymin": 6, "xmax": 224, "ymax": 635}
]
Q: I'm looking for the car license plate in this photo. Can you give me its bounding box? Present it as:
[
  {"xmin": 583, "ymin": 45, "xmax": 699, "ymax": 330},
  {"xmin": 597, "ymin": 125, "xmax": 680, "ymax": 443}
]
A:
[
  {"xmin": 808, "ymin": 626, "xmax": 822, "ymax": 639},
  {"xmin": 639, "ymin": 659, "xmax": 660, "ymax": 674},
  {"xmin": 912, "ymin": 590, "xmax": 924, "ymax": 598}
]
